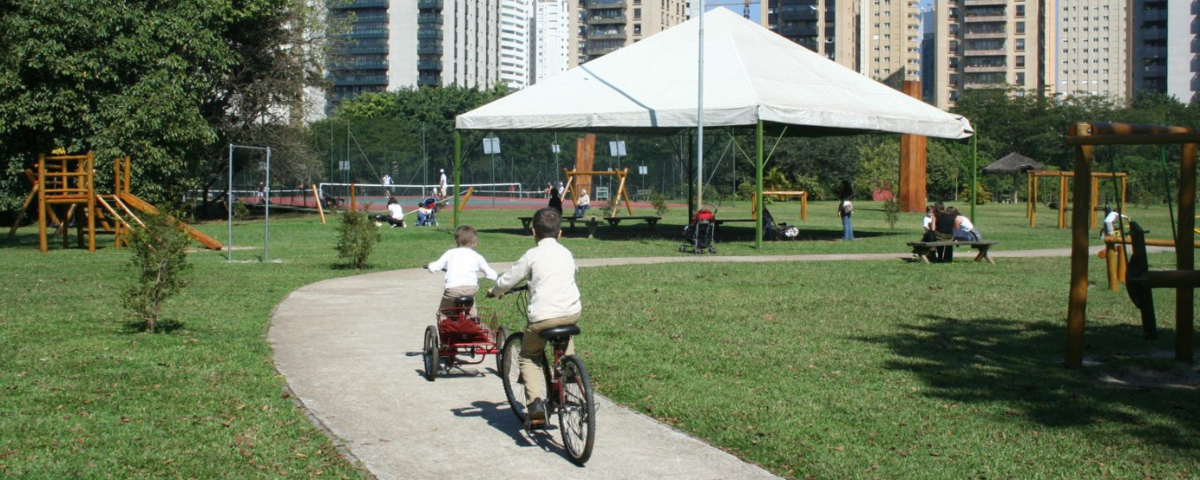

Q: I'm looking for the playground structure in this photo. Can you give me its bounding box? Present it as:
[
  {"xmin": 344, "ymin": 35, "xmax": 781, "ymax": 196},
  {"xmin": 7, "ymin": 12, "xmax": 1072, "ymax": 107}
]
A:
[
  {"xmin": 1065, "ymin": 122, "xmax": 1196, "ymax": 367},
  {"xmin": 561, "ymin": 168, "xmax": 635, "ymax": 218},
  {"xmin": 10, "ymin": 153, "xmax": 223, "ymax": 252},
  {"xmin": 749, "ymin": 190, "xmax": 808, "ymax": 222},
  {"xmin": 1026, "ymin": 170, "xmax": 1126, "ymax": 229}
]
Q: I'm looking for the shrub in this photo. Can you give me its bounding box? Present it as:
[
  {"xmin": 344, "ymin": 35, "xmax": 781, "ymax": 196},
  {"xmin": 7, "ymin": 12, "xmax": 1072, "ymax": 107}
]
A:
[
  {"xmin": 122, "ymin": 212, "xmax": 192, "ymax": 332},
  {"xmin": 336, "ymin": 207, "xmax": 381, "ymax": 269},
  {"xmin": 883, "ymin": 198, "xmax": 901, "ymax": 229},
  {"xmin": 650, "ymin": 193, "xmax": 670, "ymax": 216}
]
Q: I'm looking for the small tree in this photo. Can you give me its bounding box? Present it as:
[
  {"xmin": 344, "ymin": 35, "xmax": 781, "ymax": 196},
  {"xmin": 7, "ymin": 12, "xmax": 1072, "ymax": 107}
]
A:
[
  {"xmin": 650, "ymin": 193, "xmax": 670, "ymax": 216},
  {"xmin": 122, "ymin": 212, "xmax": 191, "ymax": 332},
  {"xmin": 336, "ymin": 208, "xmax": 381, "ymax": 269},
  {"xmin": 883, "ymin": 198, "xmax": 901, "ymax": 229}
]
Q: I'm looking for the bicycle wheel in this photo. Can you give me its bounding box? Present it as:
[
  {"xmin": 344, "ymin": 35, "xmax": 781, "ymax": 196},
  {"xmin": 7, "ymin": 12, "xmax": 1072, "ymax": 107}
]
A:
[
  {"xmin": 558, "ymin": 355, "xmax": 596, "ymax": 465},
  {"xmin": 494, "ymin": 326, "xmax": 510, "ymax": 374},
  {"xmin": 500, "ymin": 333, "xmax": 527, "ymax": 422},
  {"xmin": 423, "ymin": 325, "xmax": 439, "ymax": 381}
]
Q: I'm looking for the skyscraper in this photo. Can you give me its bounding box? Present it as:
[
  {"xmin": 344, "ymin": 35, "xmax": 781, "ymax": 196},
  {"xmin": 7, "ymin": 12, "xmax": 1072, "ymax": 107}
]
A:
[
  {"xmin": 1131, "ymin": 0, "xmax": 1198, "ymax": 104},
  {"xmin": 533, "ymin": 0, "xmax": 571, "ymax": 84},
  {"xmin": 499, "ymin": 0, "xmax": 533, "ymax": 89},
  {"xmin": 931, "ymin": 0, "xmax": 1045, "ymax": 109},
  {"xmin": 761, "ymin": 0, "xmax": 860, "ymax": 70},
  {"xmin": 568, "ymin": 0, "xmax": 689, "ymax": 67},
  {"xmin": 327, "ymin": 0, "xmax": 501, "ymax": 110},
  {"xmin": 1052, "ymin": 0, "xmax": 1130, "ymax": 101}
]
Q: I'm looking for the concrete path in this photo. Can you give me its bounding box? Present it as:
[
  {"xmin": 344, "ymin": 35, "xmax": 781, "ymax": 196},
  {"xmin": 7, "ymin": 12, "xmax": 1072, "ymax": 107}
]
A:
[{"xmin": 269, "ymin": 246, "xmax": 1163, "ymax": 479}]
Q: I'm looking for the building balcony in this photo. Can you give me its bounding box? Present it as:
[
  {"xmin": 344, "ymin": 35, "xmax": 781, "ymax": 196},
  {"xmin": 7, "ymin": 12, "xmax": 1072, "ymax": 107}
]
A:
[
  {"xmin": 335, "ymin": 44, "xmax": 389, "ymax": 55},
  {"xmin": 418, "ymin": 0, "xmax": 443, "ymax": 9},
  {"xmin": 418, "ymin": 59, "xmax": 444, "ymax": 71},
  {"xmin": 779, "ymin": 9, "xmax": 818, "ymax": 21},
  {"xmin": 329, "ymin": 0, "xmax": 388, "ymax": 10},
  {"xmin": 1140, "ymin": 9, "xmax": 1167, "ymax": 23},
  {"xmin": 963, "ymin": 48, "xmax": 1006, "ymax": 56},
  {"xmin": 776, "ymin": 24, "xmax": 819, "ymax": 38},
  {"xmin": 588, "ymin": 15, "xmax": 626, "ymax": 24},
  {"xmin": 587, "ymin": 31, "xmax": 626, "ymax": 40},
  {"xmin": 418, "ymin": 13, "xmax": 444, "ymax": 25},
  {"xmin": 331, "ymin": 59, "xmax": 389, "ymax": 71},
  {"xmin": 963, "ymin": 64, "xmax": 1006, "ymax": 73},
  {"xmin": 587, "ymin": 0, "xmax": 626, "ymax": 9},
  {"xmin": 1142, "ymin": 64, "xmax": 1167, "ymax": 77},
  {"xmin": 354, "ymin": 13, "xmax": 388, "ymax": 23},
  {"xmin": 418, "ymin": 29, "xmax": 444, "ymax": 40},
  {"xmin": 963, "ymin": 81, "xmax": 1006, "ymax": 89},
  {"xmin": 417, "ymin": 44, "xmax": 443, "ymax": 55},
  {"xmin": 963, "ymin": 30, "xmax": 1006, "ymax": 39},
  {"xmin": 585, "ymin": 45, "xmax": 621, "ymax": 56},
  {"xmin": 418, "ymin": 75, "xmax": 441, "ymax": 87},
  {"xmin": 330, "ymin": 74, "xmax": 389, "ymax": 86},
  {"xmin": 349, "ymin": 28, "xmax": 388, "ymax": 39},
  {"xmin": 962, "ymin": 0, "xmax": 1006, "ymax": 5},
  {"xmin": 964, "ymin": 13, "xmax": 1006, "ymax": 23},
  {"xmin": 1141, "ymin": 29, "xmax": 1166, "ymax": 41}
]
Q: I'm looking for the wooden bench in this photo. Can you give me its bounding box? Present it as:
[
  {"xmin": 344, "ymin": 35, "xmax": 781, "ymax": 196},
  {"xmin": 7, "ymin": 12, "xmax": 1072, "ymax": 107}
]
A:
[
  {"xmin": 633, "ymin": 189, "xmax": 652, "ymax": 201},
  {"xmin": 712, "ymin": 218, "xmax": 756, "ymax": 227},
  {"xmin": 603, "ymin": 215, "xmax": 661, "ymax": 229},
  {"xmin": 907, "ymin": 240, "xmax": 999, "ymax": 264}
]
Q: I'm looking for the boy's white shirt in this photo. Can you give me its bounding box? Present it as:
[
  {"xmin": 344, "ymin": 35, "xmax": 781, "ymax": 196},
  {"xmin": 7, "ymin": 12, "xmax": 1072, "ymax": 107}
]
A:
[
  {"xmin": 494, "ymin": 237, "xmax": 581, "ymax": 322},
  {"xmin": 428, "ymin": 247, "xmax": 497, "ymax": 289}
]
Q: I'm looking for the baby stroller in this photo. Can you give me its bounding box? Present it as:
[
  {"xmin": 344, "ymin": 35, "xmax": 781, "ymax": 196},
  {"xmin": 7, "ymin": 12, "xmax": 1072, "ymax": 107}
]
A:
[
  {"xmin": 417, "ymin": 196, "xmax": 438, "ymax": 226},
  {"xmin": 763, "ymin": 207, "xmax": 799, "ymax": 241},
  {"xmin": 680, "ymin": 205, "xmax": 717, "ymax": 254}
]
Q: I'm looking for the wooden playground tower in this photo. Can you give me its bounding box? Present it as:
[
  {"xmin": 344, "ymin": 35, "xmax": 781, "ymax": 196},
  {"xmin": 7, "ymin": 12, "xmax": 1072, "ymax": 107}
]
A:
[
  {"xmin": 13, "ymin": 153, "xmax": 222, "ymax": 252},
  {"xmin": 1065, "ymin": 122, "xmax": 1197, "ymax": 367}
]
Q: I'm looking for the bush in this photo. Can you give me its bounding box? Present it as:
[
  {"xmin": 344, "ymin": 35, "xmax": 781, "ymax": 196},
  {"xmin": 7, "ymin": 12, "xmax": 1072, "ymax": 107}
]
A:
[
  {"xmin": 883, "ymin": 198, "xmax": 901, "ymax": 229},
  {"xmin": 336, "ymin": 208, "xmax": 381, "ymax": 269},
  {"xmin": 122, "ymin": 212, "xmax": 191, "ymax": 332},
  {"xmin": 650, "ymin": 193, "xmax": 670, "ymax": 216}
]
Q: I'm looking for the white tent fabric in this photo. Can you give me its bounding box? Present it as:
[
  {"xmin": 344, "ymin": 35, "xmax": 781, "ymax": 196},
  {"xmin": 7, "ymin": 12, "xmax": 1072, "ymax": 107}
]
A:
[{"xmin": 456, "ymin": 8, "xmax": 972, "ymax": 139}]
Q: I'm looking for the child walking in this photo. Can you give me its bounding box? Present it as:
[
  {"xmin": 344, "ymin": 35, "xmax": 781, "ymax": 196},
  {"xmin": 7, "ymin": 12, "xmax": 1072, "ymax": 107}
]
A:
[
  {"xmin": 427, "ymin": 225, "xmax": 497, "ymax": 313},
  {"xmin": 488, "ymin": 208, "xmax": 581, "ymax": 428}
]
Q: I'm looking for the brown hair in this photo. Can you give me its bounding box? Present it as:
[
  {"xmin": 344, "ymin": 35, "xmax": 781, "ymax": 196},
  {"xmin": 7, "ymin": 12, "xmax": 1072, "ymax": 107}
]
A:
[
  {"xmin": 531, "ymin": 207, "xmax": 561, "ymax": 240},
  {"xmin": 454, "ymin": 225, "xmax": 478, "ymax": 248}
]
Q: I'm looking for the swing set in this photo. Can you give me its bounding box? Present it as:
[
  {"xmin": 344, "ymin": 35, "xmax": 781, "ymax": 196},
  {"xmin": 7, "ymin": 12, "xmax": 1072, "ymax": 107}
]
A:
[{"xmin": 1065, "ymin": 122, "xmax": 1198, "ymax": 367}]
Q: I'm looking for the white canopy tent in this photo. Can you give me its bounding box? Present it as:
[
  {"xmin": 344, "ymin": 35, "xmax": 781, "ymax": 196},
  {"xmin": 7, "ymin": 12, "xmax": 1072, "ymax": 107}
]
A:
[{"xmin": 453, "ymin": 8, "xmax": 973, "ymax": 245}]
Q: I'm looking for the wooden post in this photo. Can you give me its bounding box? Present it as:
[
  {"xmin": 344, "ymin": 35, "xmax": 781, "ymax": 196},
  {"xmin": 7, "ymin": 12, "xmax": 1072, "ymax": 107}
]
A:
[
  {"xmin": 311, "ymin": 184, "xmax": 326, "ymax": 224},
  {"xmin": 350, "ymin": 184, "xmax": 356, "ymax": 211},
  {"xmin": 1175, "ymin": 142, "xmax": 1196, "ymax": 363},
  {"xmin": 1106, "ymin": 241, "xmax": 1119, "ymax": 292},
  {"xmin": 800, "ymin": 191, "xmax": 808, "ymax": 221},
  {"xmin": 1066, "ymin": 123, "xmax": 1094, "ymax": 368},
  {"xmin": 1058, "ymin": 175, "xmax": 1068, "ymax": 229},
  {"xmin": 1029, "ymin": 173, "xmax": 1038, "ymax": 227},
  {"xmin": 1089, "ymin": 176, "xmax": 1099, "ymax": 229},
  {"xmin": 575, "ymin": 134, "xmax": 595, "ymax": 202},
  {"xmin": 898, "ymin": 80, "xmax": 927, "ymax": 213},
  {"xmin": 37, "ymin": 154, "xmax": 47, "ymax": 252}
]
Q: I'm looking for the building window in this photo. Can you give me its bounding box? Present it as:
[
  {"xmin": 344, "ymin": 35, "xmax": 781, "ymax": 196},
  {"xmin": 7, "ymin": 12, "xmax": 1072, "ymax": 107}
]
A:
[
  {"xmin": 634, "ymin": 23, "xmax": 641, "ymax": 35},
  {"xmin": 634, "ymin": 8, "xmax": 641, "ymax": 19},
  {"xmin": 1016, "ymin": 5, "xmax": 1025, "ymax": 17},
  {"xmin": 1016, "ymin": 56, "xmax": 1025, "ymax": 68},
  {"xmin": 1016, "ymin": 22, "xmax": 1025, "ymax": 34},
  {"xmin": 1016, "ymin": 39, "xmax": 1025, "ymax": 51}
]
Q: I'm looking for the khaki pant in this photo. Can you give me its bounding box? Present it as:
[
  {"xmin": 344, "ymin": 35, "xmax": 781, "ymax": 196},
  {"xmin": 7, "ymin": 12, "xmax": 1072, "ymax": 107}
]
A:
[
  {"xmin": 520, "ymin": 313, "xmax": 581, "ymax": 403},
  {"xmin": 439, "ymin": 285, "xmax": 478, "ymax": 314}
]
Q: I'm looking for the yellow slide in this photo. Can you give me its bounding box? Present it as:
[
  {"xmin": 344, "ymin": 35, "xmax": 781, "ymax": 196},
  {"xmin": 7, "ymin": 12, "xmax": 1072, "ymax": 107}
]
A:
[{"xmin": 119, "ymin": 193, "xmax": 224, "ymax": 251}]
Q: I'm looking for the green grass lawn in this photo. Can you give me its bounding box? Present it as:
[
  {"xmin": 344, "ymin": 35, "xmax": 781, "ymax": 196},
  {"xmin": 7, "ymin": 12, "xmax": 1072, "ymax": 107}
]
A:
[{"xmin": 2, "ymin": 201, "xmax": 1197, "ymax": 478}]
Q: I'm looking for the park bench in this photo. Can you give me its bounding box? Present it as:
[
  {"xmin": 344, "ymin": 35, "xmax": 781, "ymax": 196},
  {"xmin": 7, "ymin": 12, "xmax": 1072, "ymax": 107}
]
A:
[
  {"xmin": 633, "ymin": 189, "xmax": 652, "ymax": 201},
  {"xmin": 518, "ymin": 215, "xmax": 595, "ymax": 232},
  {"xmin": 712, "ymin": 218, "xmax": 756, "ymax": 227},
  {"xmin": 907, "ymin": 240, "xmax": 999, "ymax": 265},
  {"xmin": 603, "ymin": 215, "xmax": 661, "ymax": 229}
]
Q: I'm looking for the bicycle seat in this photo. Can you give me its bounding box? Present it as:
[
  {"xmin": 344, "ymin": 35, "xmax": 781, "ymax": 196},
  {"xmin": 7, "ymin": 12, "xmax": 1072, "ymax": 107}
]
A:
[
  {"xmin": 539, "ymin": 325, "xmax": 580, "ymax": 340},
  {"xmin": 452, "ymin": 296, "xmax": 475, "ymax": 308}
]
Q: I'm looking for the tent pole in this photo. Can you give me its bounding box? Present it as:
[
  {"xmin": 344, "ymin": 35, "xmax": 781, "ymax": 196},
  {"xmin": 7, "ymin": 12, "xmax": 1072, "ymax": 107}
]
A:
[
  {"xmin": 687, "ymin": 131, "xmax": 695, "ymax": 219},
  {"xmin": 971, "ymin": 127, "xmax": 978, "ymax": 221},
  {"xmin": 696, "ymin": 2, "xmax": 706, "ymax": 209},
  {"xmin": 454, "ymin": 130, "xmax": 461, "ymax": 227},
  {"xmin": 755, "ymin": 120, "xmax": 764, "ymax": 249}
]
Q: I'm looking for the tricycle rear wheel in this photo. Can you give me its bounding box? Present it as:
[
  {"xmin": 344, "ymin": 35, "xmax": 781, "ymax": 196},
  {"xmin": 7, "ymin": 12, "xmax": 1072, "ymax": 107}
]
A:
[{"xmin": 423, "ymin": 325, "xmax": 440, "ymax": 381}]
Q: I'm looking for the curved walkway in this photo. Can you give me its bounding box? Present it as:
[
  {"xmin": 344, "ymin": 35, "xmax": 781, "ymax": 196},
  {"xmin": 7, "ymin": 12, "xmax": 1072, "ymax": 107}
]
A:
[{"xmin": 268, "ymin": 247, "xmax": 1140, "ymax": 479}]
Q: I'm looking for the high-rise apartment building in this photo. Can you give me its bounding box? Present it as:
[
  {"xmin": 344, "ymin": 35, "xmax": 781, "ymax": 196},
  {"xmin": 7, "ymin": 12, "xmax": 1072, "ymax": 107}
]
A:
[
  {"xmin": 864, "ymin": 0, "xmax": 922, "ymax": 83},
  {"xmin": 327, "ymin": 0, "xmax": 500, "ymax": 109},
  {"xmin": 1131, "ymin": 0, "xmax": 1198, "ymax": 104},
  {"xmin": 1052, "ymin": 0, "xmax": 1130, "ymax": 101},
  {"xmin": 533, "ymin": 0, "xmax": 571, "ymax": 84},
  {"xmin": 760, "ymin": 0, "xmax": 860, "ymax": 71},
  {"xmin": 920, "ymin": 8, "xmax": 936, "ymax": 101},
  {"xmin": 931, "ymin": 0, "xmax": 1045, "ymax": 109},
  {"xmin": 499, "ymin": 0, "xmax": 533, "ymax": 88},
  {"xmin": 567, "ymin": 0, "xmax": 689, "ymax": 67}
]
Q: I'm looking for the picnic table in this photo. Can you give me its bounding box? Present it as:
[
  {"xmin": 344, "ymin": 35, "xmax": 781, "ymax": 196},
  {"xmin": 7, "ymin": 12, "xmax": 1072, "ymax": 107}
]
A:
[
  {"xmin": 603, "ymin": 215, "xmax": 661, "ymax": 229},
  {"xmin": 907, "ymin": 240, "xmax": 999, "ymax": 264}
]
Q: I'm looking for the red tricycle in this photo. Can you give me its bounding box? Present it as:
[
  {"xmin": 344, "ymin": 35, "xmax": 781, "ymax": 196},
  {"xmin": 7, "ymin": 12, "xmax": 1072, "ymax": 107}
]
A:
[{"xmin": 422, "ymin": 295, "xmax": 509, "ymax": 381}]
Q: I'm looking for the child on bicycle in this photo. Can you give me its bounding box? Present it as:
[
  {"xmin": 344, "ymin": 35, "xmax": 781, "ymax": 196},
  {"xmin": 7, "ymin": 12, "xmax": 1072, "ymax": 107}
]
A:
[
  {"xmin": 427, "ymin": 225, "xmax": 497, "ymax": 314},
  {"xmin": 488, "ymin": 207, "xmax": 581, "ymax": 428}
]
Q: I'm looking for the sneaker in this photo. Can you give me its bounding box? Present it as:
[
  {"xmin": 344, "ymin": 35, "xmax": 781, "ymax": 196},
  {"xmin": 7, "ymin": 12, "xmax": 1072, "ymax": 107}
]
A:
[{"xmin": 525, "ymin": 399, "xmax": 547, "ymax": 429}]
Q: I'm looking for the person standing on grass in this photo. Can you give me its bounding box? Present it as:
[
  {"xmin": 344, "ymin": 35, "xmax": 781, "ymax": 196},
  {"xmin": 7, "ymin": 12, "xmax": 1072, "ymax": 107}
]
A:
[
  {"xmin": 547, "ymin": 182, "xmax": 563, "ymax": 216},
  {"xmin": 488, "ymin": 208, "xmax": 581, "ymax": 429},
  {"xmin": 837, "ymin": 180, "xmax": 854, "ymax": 241},
  {"xmin": 439, "ymin": 169, "xmax": 448, "ymax": 198},
  {"xmin": 426, "ymin": 225, "xmax": 497, "ymax": 314}
]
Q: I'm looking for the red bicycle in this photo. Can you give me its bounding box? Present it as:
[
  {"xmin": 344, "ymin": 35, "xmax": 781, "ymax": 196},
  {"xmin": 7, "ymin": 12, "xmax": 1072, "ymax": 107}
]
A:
[
  {"xmin": 494, "ymin": 284, "xmax": 596, "ymax": 465},
  {"xmin": 422, "ymin": 296, "xmax": 509, "ymax": 381}
]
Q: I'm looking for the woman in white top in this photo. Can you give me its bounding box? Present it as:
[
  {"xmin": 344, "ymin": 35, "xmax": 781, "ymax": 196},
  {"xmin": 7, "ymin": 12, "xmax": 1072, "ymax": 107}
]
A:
[{"xmin": 949, "ymin": 206, "xmax": 982, "ymax": 241}]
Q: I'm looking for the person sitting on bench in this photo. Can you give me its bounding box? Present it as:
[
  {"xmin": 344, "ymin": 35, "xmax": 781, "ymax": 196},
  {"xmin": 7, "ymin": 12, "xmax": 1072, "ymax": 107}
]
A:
[
  {"xmin": 573, "ymin": 189, "xmax": 590, "ymax": 218},
  {"xmin": 933, "ymin": 202, "xmax": 956, "ymax": 262},
  {"xmin": 949, "ymin": 206, "xmax": 982, "ymax": 241}
]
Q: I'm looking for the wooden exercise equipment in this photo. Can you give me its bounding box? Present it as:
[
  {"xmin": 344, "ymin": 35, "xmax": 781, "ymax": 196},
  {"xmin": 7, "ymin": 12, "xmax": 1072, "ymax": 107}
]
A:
[
  {"xmin": 14, "ymin": 153, "xmax": 223, "ymax": 252},
  {"xmin": 1026, "ymin": 170, "xmax": 1126, "ymax": 229},
  {"xmin": 749, "ymin": 191, "xmax": 808, "ymax": 221},
  {"xmin": 1065, "ymin": 122, "xmax": 1198, "ymax": 367},
  {"xmin": 561, "ymin": 168, "xmax": 634, "ymax": 218}
]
